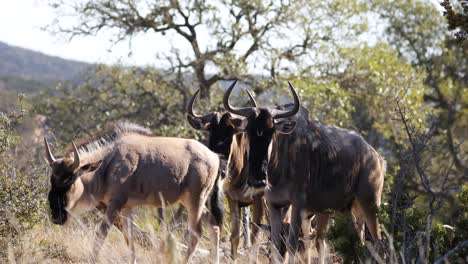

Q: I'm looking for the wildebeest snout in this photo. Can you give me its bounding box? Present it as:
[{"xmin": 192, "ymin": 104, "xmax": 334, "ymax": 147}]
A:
[
  {"xmin": 51, "ymin": 213, "xmax": 66, "ymax": 225},
  {"xmin": 248, "ymin": 177, "xmax": 267, "ymax": 188}
]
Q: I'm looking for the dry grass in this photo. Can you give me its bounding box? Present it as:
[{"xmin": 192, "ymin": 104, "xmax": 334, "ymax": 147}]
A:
[
  {"xmin": 4, "ymin": 207, "xmax": 343, "ymax": 264},
  {"xmin": 4, "ymin": 208, "xmax": 270, "ymax": 264}
]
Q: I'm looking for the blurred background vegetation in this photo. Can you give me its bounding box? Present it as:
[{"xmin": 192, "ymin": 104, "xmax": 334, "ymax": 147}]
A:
[{"xmin": 0, "ymin": 0, "xmax": 466, "ymax": 262}]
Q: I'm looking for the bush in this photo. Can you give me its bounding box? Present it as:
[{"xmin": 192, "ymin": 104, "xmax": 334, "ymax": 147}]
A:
[
  {"xmin": 0, "ymin": 95, "xmax": 47, "ymax": 260},
  {"xmin": 327, "ymin": 213, "xmax": 368, "ymax": 263},
  {"xmin": 0, "ymin": 164, "xmax": 47, "ymax": 237}
]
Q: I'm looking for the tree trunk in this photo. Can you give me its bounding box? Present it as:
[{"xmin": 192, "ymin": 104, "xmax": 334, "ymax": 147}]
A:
[
  {"xmin": 193, "ymin": 61, "xmax": 212, "ymax": 101},
  {"xmin": 199, "ymin": 82, "xmax": 211, "ymax": 101}
]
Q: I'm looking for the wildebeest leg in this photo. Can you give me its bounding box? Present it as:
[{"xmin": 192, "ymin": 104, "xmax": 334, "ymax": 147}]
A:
[
  {"xmin": 157, "ymin": 207, "xmax": 164, "ymax": 224},
  {"xmin": 121, "ymin": 208, "xmax": 136, "ymax": 264},
  {"xmin": 315, "ymin": 214, "xmax": 329, "ymax": 264},
  {"xmin": 92, "ymin": 198, "xmax": 127, "ymax": 262},
  {"xmin": 360, "ymin": 201, "xmax": 381, "ymax": 242},
  {"xmin": 172, "ymin": 205, "xmax": 185, "ymax": 225},
  {"xmin": 185, "ymin": 214, "xmax": 202, "ymax": 263},
  {"xmin": 248, "ymin": 195, "xmax": 264, "ymax": 263},
  {"xmin": 228, "ymin": 196, "xmax": 241, "ymax": 260},
  {"xmin": 242, "ymin": 207, "xmax": 251, "ymax": 248},
  {"xmin": 201, "ymin": 208, "xmax": 221, "ymax": 264},
  {"xmin": 96, "ymin": 202, "xmax": 151, "ymax": 248},
  {"xmin": 251, "ymin": 195, "xmax": 264, "ymax": 244},
  {"xmin": 286, "ymin": 205, "xmax": 301, "ymax": 264},
  {"xmin": 185, "ymin": 194, "xmax": 208, "ymax": 264},
  {"xmin": 356, "ymin": 159, "xmax": 383, "ymax": 244},
  {"xmin": 267, "ymin": 202, "xmax": 284, "ymax": 264},
  {"xmin": 300, "ymin": 213, "xmax": 312, "ymax": 264},
  {"xmin": 351, "ymin": 201, "xmax": 366, "ymax": 243}
]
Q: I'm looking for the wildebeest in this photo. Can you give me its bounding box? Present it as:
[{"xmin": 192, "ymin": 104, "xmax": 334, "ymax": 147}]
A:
[
  {"xmin": 223, "ymin": 82, "xmax": 385, "ymax": 263},
  {"xmin": 269, "ymin": 117, "xmax": 386, "ymax": 263},
  {"xmin": 187, "ymin": 81, "xmax": 298, "ymax": 258},
  {"xmin": 186, "ymin": 83, "xmax": 267, "ymax": 259},
  {"xmin": 45, "ymin": 122, "xmax": 224, "ymax": 263}
]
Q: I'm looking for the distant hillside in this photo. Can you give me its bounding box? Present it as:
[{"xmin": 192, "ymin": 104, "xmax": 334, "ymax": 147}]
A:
[{"xmin": 0, "ymin": 41, "xmax": 91, "ymax": 84}]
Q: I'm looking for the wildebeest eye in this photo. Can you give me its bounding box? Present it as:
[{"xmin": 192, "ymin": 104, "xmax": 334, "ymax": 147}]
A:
[{"xmin": 81, "ymin": 164, "xmax": 90, "ymax": 171}]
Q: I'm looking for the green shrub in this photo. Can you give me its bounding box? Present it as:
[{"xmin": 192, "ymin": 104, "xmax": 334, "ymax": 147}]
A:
[
  {"xmin": 0, "ymin": 95, "xmax": 48, "ymax": 260},
  {"xmin": 0, "ymin": 165, "xmax": 47, "ymax": 237},
  {"xmin": 327, "ymin": 213, "xmax": 368, "ymax": 263}
]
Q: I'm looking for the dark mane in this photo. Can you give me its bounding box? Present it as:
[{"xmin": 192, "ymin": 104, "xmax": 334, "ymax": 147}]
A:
[
  {"xmin": 65, "ymin": 121, "xmax": 152, "ymax": 154},
  {"xmin": 306, "ymin": 120, "xmax": 340, "ymax": 188},
  {"xmin": 228, "ymin": 133, "xmax": 249, "ymax": 187},
  {"xmin": 268, "ymin": 104, "xmax": 338, "ymax": 189}
]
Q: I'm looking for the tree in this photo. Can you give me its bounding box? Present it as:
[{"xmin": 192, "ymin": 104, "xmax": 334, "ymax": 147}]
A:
[
  {"xmin": 373, "ymin": 0, "xmax": 467, "ymax": 177},
  {"xmin": 47, "ymin": 0, "xmax": 368, "ymax": 101},
  {"xmin": 34, "ymin": 64, "xmax": 200, "ymax": 143},
  {"xmin": 441, "ymin": 0, "xmax": 468, "ymax": 41}
]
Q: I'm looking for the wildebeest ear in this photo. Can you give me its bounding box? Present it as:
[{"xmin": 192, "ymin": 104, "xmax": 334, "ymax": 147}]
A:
[
  {"xmin": 274, "ymin": 120, "xmax": 297, "ymax": 134},
  {"xmin": 187, "ymin": 115, "xmax": 211, "ymax": 130},
  {"xmin": 229, "ymin": 117, "xmax": 248, "ymax": 133},
  {"xmin": 78, "ymin": 160, "xmax": 103, "ymax": 174}
]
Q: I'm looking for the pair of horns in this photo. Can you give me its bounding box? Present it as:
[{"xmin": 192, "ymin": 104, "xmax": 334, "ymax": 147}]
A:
[
  {"xmin": 187, "ymin": 80, "xmax": 301, "ymax": 119},
  {"xmin": 187, "ymin": 81, "xmax": 257, "ymax": 118},
  {"xmin": 44, "ymin": 137, "xmax": 80, "ymax": 171},
  {"xmin": 223, "ymin": 80, "xmax": 300, "ymax": 119}
]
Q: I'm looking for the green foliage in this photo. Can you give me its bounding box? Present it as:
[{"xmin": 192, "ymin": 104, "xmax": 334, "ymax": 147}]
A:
[
  {"xmin": 34, "ymin": 65, "xmax": 199, "ymax": 144},
  {"xmin": 331, "ymin": 184, "xmax": 465, "ymax": 263},
  {"xmin": 0, "ymin": 76, "xmax": 51, "ymax": 95},
  {"xmin": 327, "ymin": 213, "xmax": 367, "ymax": 263},
  {"xmin": 338, "ymin": 43, "xmax": 428, "ymax": 142},
  {"xmin": 373, "ymin": 0, "xmax": 466, "ymax": 177},
  {"xmin": 441, "ymin": 0, "xmax": 468, "ymax": 41},
  {"xmin": 289, "ymin": 77, "xmax": 354, "ymax": 127},
  {"xmin": 448, "ymin": 184, "xmax": 468, "ymax": 260},
  {"xmin": 0, "ymin": 96, "xmax": 47, "ymax": 259},
  {"xmin": 371, "ymin": 0, "xmax": 446, "ymax": 64},
  {"xmin": 0, "ymin": 165, "xmax": 47, "ymax": 238},
  {"xmin": 0, "ymin": 95, "xmax": 25, "ymax": 154}
]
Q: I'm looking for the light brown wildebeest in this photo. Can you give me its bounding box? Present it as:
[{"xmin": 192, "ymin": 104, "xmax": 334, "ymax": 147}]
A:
[{"xmin": 45, "ymin": 122, "xmax": 223, "ymax": 263}]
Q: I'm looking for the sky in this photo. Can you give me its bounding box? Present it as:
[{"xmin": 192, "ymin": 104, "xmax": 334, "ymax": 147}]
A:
[
  {"xmin": 0, "ymin": 0, "xmax": 445, "ymax": 67},
  {"xmin": 0, "ymin": 0, "xmax": 168, "ymax": 66}
]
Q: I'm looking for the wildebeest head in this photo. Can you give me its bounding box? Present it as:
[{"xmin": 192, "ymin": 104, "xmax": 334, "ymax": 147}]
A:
[
  {"xmin": 223, "ymin": 81, "xmax": 300, "ymax": 189},
  {"xmin": 44, "ymin": 138, "xmax": 101, "ymax": 225},
  {"xmin": 186, "ymin": 87, "xmax": 257, "ymax": 158}
]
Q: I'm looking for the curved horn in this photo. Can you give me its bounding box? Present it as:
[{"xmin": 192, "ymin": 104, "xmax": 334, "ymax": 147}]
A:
[
  {"xmin": 272, "ymin": 81, "xmax": 301, "ymax": 119},
  {"xmin": 70, "ymin": 141, "xmax": 80, "ymax": 171},
  {"xmin": 187, "ymin": 89, "xmax": 203, "ymax": 118},
  {"xmin": 44, "ymin": 137, "xmax": 56, "ymax": 164},
  {"xmin": 245, "ymin": 89, "xmax": 258, "ymax": 108},
  {"xmin": 223, "ymin": 80, "xmax": 254, "ymax": 117}
]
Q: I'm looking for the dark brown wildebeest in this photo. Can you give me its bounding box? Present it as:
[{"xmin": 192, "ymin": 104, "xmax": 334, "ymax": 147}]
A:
[
  {"xmin": 186, "ymin": 84, "xmax": 266, "ymax": 259},
  {"xmin": 45, "ymin": 122, "xmax": 224, "ymax": 263},
  {"xmin": 187, "ymin": 85, "xmax": 263, "ymax": 259},
  {"xmin": 222, "ymin": 82, "xmax": 385, "ymax": 263}
]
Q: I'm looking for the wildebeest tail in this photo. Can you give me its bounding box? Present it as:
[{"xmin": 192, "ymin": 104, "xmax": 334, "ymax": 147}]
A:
[{"xmin": 208, "ymin": 158, "xmax": 226, "ymax": 227}]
